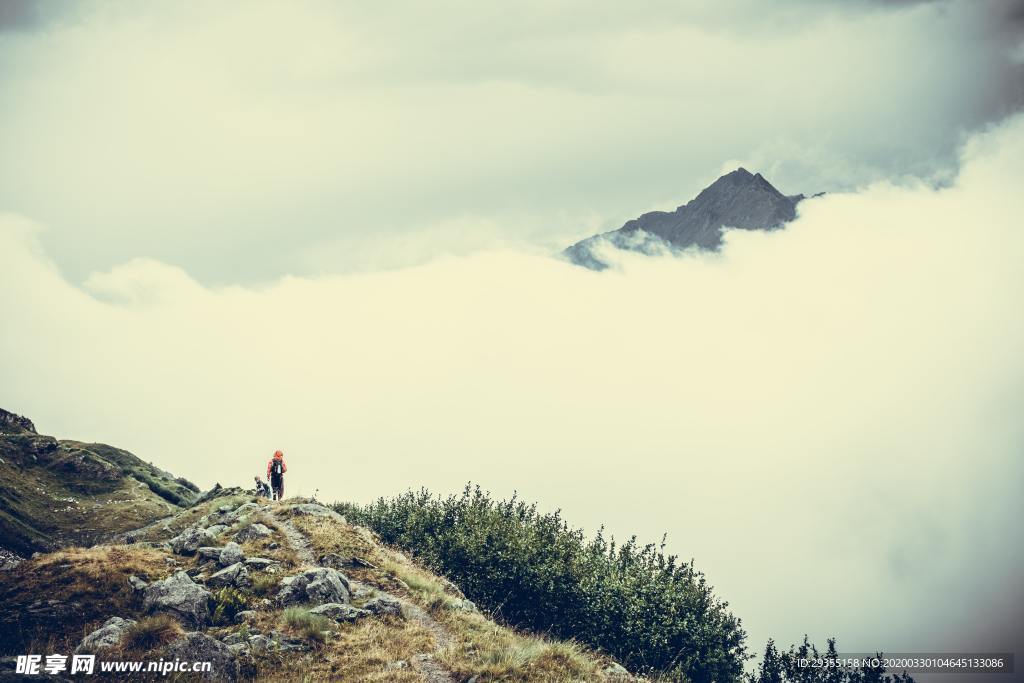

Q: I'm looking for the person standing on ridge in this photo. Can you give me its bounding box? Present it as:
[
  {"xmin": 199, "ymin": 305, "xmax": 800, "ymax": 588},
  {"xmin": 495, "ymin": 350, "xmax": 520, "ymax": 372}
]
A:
[{"xmin": 267, "ymin": 450, "xmax": 287, "ymax": 501}]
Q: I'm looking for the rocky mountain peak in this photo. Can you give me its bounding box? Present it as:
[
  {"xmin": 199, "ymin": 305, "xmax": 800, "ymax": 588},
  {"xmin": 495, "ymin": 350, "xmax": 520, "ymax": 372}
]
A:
[
  {"xmin": 563, "ymin": 167, "xmax": 803, "ymax": 270},
  {"xmin": 0, "ymin": 407, "xmax": 36, "ymax": 435}
]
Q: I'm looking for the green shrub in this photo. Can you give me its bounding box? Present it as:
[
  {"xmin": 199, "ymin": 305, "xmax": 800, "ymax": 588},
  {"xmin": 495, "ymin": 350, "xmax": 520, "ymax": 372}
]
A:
[
  {"xmin": 749, "ymin": 638, "xmax": 915, "ymax": 683},
  {"xmin": 211, "ymin": 587, "xmax": 248, "ymax": 626},
  {"xmin": 335, "ymin": 485, "xmax": 746, "ymax": 682}
]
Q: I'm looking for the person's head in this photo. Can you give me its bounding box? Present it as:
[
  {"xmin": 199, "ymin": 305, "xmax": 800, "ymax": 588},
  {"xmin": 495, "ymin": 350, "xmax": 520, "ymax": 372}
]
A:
[{"xmin": 274, "ymin": 450, "xmax": 284, "ymax": 459}]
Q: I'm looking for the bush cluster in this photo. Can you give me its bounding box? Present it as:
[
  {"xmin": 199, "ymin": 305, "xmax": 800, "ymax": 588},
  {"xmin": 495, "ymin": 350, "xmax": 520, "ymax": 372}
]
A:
[
  {"xmin": 336, "ymin": 485, "xmax": 747, "ymax": 682},
  {"xmin": 749, "ymin": 638, "xmax": 915, "ymax": 683}
]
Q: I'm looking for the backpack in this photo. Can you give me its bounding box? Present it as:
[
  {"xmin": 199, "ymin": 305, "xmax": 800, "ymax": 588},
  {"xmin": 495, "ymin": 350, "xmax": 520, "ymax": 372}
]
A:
[{"xmin": 271, "ymin": 459, "xmax": 284, "ymax": 477}]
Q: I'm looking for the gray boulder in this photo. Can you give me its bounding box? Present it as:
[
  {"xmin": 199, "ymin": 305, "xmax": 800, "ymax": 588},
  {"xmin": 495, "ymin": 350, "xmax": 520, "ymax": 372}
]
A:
[
  {"xmin": 243, "ymin": 557, "xmax": 278, "ymax": 569},
  {"xmin": 170, "ymin": 526, "xmax": 215, "ymax": 555},
  {"xmin": 309, "ymin": 602, "xmax": 370, "ymax": 622},
  {"xmin": 287, "ymin": 503, "xmax": 345, "ymax": 522},
  {"xmin": 234, "ymin": 523, "xmax": 273, "ymax": 543},
  {"xmin": 363, "ymin": 595, "xmax": 403, "ymax": 618},
  {"xmin": 317, "ymin": 552, "xmax": 375, "ymax": 570},
  {"xmin": 277, "ymin": 567, "xmax": 350, "ymax": 606},
  {"xmin": 196, "ymin": 547, "xmax": 223, "ymax": 562},
  {"xmin": 143, "ymin": 571, "xmax": 211, "ymax": 627},
  {"xmin": 603, "ymin": 662, "xmax": 630, "ymax": 677},
  {"xmin": 231, "ymin": 502, "xmax": 262, "ymax": 519},
  {"xmin": 247, "ymin": 634, "xmax": 272, "ymax": 650},
  {"xmin": 162, "ymin": 632, "xmax": 237, "ymax": 680},
  {"xmin": 221, "ymin": 632, "xmax": 245, "ymax": 645},
  {"xmin": 208, "ymin": 562, "xmax": 251, "ymax": 589},
  {"xmin": 127, "ymin": 575, "xmax": 148, "ymax": 591},
  {"xmin": 205, "ymin": 524, "xmax": 229, "ymax": 537},
  {"xmin": 219, "ymin": 542, "xmax": 245, "ymax": 567},
  {"xmin": 75, "ymin": 617, "xmax": 136, "ymax": 653}
]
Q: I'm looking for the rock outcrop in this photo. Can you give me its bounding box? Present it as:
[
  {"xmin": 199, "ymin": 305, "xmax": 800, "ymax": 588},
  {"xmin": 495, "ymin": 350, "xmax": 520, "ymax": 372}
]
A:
[
  {"xmin": 277, "ymin": 567, "xmax": 351, "ymax": 606},
  {"xmin": 171, "ymin": 526, "xmax": 216, "ymax": 555},
  {"xmin": 75, "ymin": 616, "xmax": 137, "ymax": 653},
  {"xmin": 143, "ymin": 571, "xmax": 211, "ymax": 627},
  {"xmin": 161, "ymin": 632, "xmax": 238, "ymax": 681}
]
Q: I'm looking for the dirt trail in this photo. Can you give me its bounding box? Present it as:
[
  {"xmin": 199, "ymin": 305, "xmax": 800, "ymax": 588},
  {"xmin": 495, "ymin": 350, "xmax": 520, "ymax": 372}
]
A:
[
  {"xmin": 275, "ymin": 514, "xmax": 316, "ymax": 565},
  {"xmin": 275, "ymin": 509, "xmax": 456, "ymax": 683}
]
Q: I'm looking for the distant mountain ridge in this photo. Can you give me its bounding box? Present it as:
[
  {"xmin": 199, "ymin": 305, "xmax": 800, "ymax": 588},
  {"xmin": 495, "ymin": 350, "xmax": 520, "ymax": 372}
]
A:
[{"xmin": 564, "ymin": 168, "xmax": 807, "ymax": 269}]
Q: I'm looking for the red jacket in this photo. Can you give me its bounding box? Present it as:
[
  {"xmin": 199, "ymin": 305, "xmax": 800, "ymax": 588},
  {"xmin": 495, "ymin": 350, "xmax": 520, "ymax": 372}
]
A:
[{"xmin": 267, "ymin": 457, "xmax": 287, "ymax": 479}]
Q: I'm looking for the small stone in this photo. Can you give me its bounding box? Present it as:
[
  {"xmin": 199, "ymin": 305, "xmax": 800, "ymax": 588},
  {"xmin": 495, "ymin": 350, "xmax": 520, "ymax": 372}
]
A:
[
  {"xmin": 603, "ymin": 662, "xmax": 630, "ymax": 677},
  {"xmin": 362, "ymin": 595, "xmax": 403, "ymax": 618},
  {"xmin": 219, "ymin": 542, "xmax": 245, "ymax": 567},
  {"xmin": 309, "ymin": 602, "xmax": 370, "ymax": 622},
  {"xmin": 208, "ymin": 562, "xmax": 251, "ymax": 589},
  {"xmin": 234, "ymin": 523, "xmax": 273, "ymax": 543},
  {"xmin": 234, "ymin": 610, "xmax": 257, "ymax": 624},
  {"xmin": 196, "ymin": 547, "xmax": 223, "ymax": 561},
  {"xmin": 127, "ymin": 575, "xmax": 148, "ymax": 591}
]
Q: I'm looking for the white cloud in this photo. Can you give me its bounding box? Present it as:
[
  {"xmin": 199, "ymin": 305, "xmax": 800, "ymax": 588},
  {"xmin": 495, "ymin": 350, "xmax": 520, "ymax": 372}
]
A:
[
  {"xmin": 2, "ymin": 113, "xmax": 1023, "ymax": 659},
  {"xmin": 0, "ymin": 0, "xmax": 1018, "ymax": 283}
]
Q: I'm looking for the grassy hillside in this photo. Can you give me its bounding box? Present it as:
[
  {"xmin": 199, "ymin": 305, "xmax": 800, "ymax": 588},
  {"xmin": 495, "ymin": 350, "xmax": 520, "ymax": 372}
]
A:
[
  {"xmin": 0, "ymin": 408, "xmax": 198, "ymax": 555},
  {"xmin": 0, "ymin": 410, "xmax": 914, "ymax": 682},
  {"xmin": 0, "ymin": 490, "xmax": 637, "ymax": 682}
]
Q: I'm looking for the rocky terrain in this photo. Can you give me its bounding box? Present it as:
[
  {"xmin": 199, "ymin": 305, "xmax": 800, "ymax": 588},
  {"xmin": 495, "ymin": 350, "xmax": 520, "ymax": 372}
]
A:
[
  {"xmin": 564, "ymin": 168, "xmax": 812, "ymax": 270},
  {"xmin": 0, "ymin": 410, "xmax": 636, "ymax": 682}
]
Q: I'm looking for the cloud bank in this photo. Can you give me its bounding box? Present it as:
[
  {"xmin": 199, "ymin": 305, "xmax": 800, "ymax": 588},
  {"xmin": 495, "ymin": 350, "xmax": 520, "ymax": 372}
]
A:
[
  {"xmin": 0, "ymin": 0, "xmax": 1020, "ymax": 283},
  {"xmin": 3, "ymin": 114, "xmax": 1023, "ymax": 660}
]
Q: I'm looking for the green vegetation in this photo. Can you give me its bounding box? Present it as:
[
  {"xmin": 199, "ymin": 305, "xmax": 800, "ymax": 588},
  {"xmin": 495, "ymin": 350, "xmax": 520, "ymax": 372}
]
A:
[
  {"xmin": 336, "ymin": 485, "xmax": 747, "ymax": 682},
  {"xmin": 0, "ymin": 433, "xmax": 196, "ymax": 553},
  {"xmin": 63, "ymin": 441, "xmax": 198, "ymax": 506},
  {"xmin": 749, "ymin": 638, "xmax": 915, "ymax": 683},
  {"xmin": 211, "ymin": 587, "xmax": 250, "ymax": 626}
]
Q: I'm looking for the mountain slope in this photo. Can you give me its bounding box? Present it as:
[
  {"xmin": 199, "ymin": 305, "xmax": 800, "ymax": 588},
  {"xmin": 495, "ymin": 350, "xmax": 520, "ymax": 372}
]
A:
[
  {"xmin": 0, "ymin": 412, "xmax": 637, "ymax": 681},
  {"xmin": 0, "ymin": 407, "xmax": 199, "ymax": 556},
  {"xmin": 564, "ymin": 168, "xmax": 803, "ymax": 270}
]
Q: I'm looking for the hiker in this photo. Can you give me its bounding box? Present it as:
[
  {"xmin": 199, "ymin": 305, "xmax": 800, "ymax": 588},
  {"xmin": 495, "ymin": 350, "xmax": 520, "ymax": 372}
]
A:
[
  {"xmin": 254, "ymin": 476, "xmax": 270, "ymax": 498},
  {"xmin": 267, "ymin": 450, "xmax": 287, "ymax": 501}
]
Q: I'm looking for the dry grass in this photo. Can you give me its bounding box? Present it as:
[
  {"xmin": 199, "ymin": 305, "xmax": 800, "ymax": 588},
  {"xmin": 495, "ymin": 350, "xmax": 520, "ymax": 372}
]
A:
[
  {"xmin": 249, "ymin": 572, "xmax": 281, "ymax": 597},
  {"xmin": 291, "ymin": 514, "xmax": 379, "ymax": 562},
  {"xmin": 256, "ymin": 616, "xmax": 436, "ymax": 682},
  {"xmin": 119, "ymin": 614, "xmax": 185, "ymax": 652},
  {"xmin": 0, "ymin": 545, "xmax": 171, "ymax": 653},
  {"xmin": 437, "ymin": 608, "xmax": 608, "ymax": 682},
  {"xmin": 281, "ymin": 607, "xmax": 335, "ymax": 644},
  {"xmin": 289, "ymin": 513, "xmax": 627, "ymax": 681}
]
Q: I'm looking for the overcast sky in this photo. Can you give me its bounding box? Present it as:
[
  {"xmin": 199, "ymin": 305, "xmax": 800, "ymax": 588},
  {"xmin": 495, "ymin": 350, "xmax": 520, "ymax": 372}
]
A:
[
  {"xmin": 2, "ymin": 0, "xmax": 1024, "ymax": 674},
  {"xmin": 1, "ymin": 0, "xmax": 1021, "ymax": 283}
]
